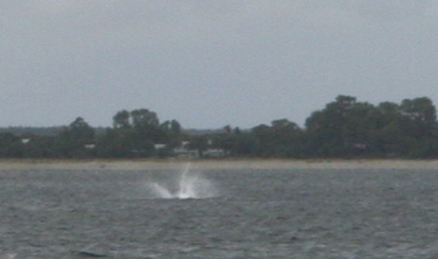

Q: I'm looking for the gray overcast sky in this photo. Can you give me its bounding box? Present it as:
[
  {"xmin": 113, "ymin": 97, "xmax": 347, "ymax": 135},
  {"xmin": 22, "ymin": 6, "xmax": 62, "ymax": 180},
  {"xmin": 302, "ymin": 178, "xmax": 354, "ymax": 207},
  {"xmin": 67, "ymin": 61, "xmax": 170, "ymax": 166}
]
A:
[{"xmin": 1, "ymin": 1, "xmax": 438, "ymax": 129}]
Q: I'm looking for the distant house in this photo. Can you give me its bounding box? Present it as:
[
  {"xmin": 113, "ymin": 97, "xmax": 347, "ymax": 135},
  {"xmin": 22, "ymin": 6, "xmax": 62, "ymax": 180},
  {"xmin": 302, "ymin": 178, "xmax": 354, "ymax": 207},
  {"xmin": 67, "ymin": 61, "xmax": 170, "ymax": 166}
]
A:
[
  {"xmin": 153, "ymin": 143, "xmax": 169, "ymax": 157},
  {"xmin": 84, "ymin": 144, "xmax": 96, "ymax": 150},
  {"xmin": 173, "ymin": 141, "xmax": 199, "ymax": 159},
  {"xmin": 354, "ymin": 143, "xmax": 367, "ymax": 149},
  {"xmin": 21, "ymin": 138, "xmax": 31, "ymax": 144},
  {"xmin": 203, "ymin": 148, "xmax": 226, "ymax": 158},
  {"xmin": 154, "ymin": 144, "xmax": 166, "ymax": 150}
]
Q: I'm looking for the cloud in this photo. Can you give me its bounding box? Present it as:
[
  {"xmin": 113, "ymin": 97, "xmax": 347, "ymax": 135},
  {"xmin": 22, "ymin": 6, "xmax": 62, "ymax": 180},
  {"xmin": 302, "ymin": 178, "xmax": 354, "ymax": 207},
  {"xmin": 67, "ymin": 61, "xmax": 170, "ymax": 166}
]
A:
[
  {"xmin": 356, "ymin": 0, "xmax": 429, "ymax": 20},
  {"xmin": 1, "ymin": 1, "xmax": 438, "ymax": 127}
]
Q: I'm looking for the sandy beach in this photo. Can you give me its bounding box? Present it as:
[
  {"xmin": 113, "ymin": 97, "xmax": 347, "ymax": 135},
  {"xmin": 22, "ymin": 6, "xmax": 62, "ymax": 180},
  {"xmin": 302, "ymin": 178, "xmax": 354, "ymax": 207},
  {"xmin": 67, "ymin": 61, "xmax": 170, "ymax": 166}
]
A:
[{"xmin": 0, "ymin": 159, "xmax": 438, "ymax": 171}]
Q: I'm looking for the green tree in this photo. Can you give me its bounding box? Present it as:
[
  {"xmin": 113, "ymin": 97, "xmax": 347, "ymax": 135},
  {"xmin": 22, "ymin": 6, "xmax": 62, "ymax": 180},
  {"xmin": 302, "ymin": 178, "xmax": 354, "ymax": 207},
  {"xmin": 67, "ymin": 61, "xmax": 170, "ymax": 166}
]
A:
[
  {"xmin": 305, "ymin": 95, "xmax": 387, "ymax": 158},
  {"xmin": 96, "ymin": 127, "xmax": 137, "ymax": 158},
  {"xmin": 97, "ymin": 109, "xmax": 171, "ymax": 158},
  {"xmin": 371, "ymin": 98, "xmax": 438, "ymax": 158},
  {"xmin": 251, "ymin": 124, "xmax": 273, "ymax": 157},
  {"xmin": 305, "ymin": 95, "xmax": 359, "ymax": 157},
  {"xmin": 113, "ymin": 110, "xmax": 131, "ymax": 129},
  {"xmin": 159, "ymin": 119, "xmax": 183, "ymax": 149},
  {"xmin": 131, "ymin": 109, "xmax": 159, "ymax": 130},
  {"xmin": 55, "ymin": 117, "xmax": 95, "ymax": 158},
  {"xmin": 23, "ymin": 135, "xmax": 56, "ymax": 158},
  {"xmin": 250, "ymin": 119, "xmax": 304, "ymax": 158},
  {"xmin": 400, "ymin": 97, "xmax": 438, "ymax": 157},
  {"xmin": 0, "ymin": 132, "xmax": 23, "ymax": 157},
  {"xmin": 130, "ymin": 109, "xmax": 162, "ymax": 148},
  {"xmin": 187, "ymin": 135, "xmax": 208, "ymax": 158},
  {"xmin": 271, "ymin": 119, "xmax": 305, "ymax": 157}
]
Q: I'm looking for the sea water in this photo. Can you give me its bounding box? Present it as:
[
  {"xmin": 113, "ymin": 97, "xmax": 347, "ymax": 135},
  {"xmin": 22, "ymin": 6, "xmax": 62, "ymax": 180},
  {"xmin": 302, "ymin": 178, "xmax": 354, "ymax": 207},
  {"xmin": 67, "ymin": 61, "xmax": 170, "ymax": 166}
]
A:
[{"xmin": 1, "ymin": 168, "xmax": 438, "ymax": 258}]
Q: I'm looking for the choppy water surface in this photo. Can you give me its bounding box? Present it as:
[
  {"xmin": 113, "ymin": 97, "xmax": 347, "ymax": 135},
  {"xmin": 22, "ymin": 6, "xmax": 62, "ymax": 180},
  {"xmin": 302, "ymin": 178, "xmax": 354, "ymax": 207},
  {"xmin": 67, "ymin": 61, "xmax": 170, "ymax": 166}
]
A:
[{"xmin": 1, "ymin": 167, "xmax": 438, "ymax": 258}]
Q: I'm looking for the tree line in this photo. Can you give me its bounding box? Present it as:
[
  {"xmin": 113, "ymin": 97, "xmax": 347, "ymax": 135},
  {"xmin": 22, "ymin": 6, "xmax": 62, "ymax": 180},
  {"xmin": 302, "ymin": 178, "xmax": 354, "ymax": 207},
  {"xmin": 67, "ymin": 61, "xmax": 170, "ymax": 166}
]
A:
[{"xmin": 1, "ymin": 95, "xmax": 438, "ymax": 159}]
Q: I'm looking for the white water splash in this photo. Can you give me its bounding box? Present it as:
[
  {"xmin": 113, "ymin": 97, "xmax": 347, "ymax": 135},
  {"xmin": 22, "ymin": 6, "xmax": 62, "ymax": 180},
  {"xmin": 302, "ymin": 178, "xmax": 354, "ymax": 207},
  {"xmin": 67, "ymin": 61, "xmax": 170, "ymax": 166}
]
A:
[
  {"xmin": 150, "ymin": 182, "xmax": 174, "ymax": 199},
  {"xmin": 149, "ymin": 164, "xmax": 217, "ymax": 199}
]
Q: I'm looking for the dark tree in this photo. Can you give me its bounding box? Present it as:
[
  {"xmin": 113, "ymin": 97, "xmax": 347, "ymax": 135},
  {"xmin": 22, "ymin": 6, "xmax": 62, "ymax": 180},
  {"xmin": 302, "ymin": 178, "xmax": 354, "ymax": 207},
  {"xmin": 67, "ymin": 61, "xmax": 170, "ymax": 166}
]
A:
[
  {"xmin": 113, "ymin": 110, "xmax": 131, "ymax": 129},
  {"xmin": 55, "ymin": 117, "xmax": 95, "ymax": 158},
  {"xmin": 131, "ymin": 109, "xmax": 159, "ymax": 130},
  {"xmin": 0, "ymin": 132, "xmax": 23, "ymax": 158},
  {"xmin": 305, "ymin": 95, "xmax": 359, "ymax": 157}
]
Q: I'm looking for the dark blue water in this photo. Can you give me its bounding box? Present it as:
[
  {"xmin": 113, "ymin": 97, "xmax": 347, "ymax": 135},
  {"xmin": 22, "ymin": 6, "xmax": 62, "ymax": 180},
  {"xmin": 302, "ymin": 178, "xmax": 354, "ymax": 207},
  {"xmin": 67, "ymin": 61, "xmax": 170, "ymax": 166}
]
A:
[{"xmin": 1, "ymin": 168, "xmax": 438, "ymax": 258}]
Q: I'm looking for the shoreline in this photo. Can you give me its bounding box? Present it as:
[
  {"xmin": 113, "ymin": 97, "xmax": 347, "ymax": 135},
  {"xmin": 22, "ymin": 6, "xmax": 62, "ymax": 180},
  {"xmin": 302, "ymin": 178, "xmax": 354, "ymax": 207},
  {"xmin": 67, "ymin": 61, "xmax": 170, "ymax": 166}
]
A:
[{"xmin": 0, "ymin": 159, "xmax": 438, "ymax": 171}]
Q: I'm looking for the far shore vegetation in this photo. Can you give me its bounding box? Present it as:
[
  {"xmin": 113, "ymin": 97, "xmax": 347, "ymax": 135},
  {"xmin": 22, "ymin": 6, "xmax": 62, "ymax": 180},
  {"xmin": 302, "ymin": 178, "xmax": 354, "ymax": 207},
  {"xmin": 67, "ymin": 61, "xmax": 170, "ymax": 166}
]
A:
[{"xmin": 1, "ymin": 95, "xmax": 438, "ymax": 160}]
